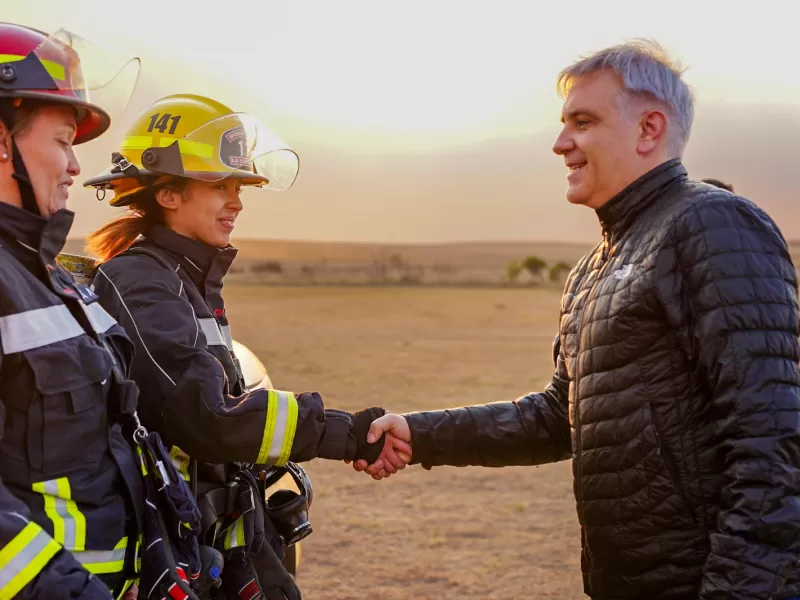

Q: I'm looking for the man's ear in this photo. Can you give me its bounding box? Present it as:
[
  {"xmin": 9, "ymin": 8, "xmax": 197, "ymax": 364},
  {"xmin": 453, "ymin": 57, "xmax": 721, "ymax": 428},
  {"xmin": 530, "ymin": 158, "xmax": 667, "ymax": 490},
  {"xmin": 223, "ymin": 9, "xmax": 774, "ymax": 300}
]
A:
[
  {"xmin": 636, "ymin": 109, "xmax": 669, "ymax": 155},
  {"xmin": 155, "ymin": 186, "xmax": 181, "ymax": 210}
]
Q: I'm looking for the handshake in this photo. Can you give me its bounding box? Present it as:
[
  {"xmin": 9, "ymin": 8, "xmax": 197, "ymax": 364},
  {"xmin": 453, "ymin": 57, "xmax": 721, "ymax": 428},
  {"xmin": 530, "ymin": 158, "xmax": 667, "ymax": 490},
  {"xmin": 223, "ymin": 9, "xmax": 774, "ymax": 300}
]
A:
[{"xmin": 347, "ymin": 414, "xmax": 413, "ymax": 480}]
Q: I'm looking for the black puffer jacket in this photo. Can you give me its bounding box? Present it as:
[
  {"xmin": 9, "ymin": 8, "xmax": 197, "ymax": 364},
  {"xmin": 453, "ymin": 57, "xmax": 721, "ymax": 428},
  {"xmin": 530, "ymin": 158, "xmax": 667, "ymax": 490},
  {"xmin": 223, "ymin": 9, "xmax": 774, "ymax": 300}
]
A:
[{"xmin": 405, "ymin": 160, "xmax": 800, "ymax": 600}]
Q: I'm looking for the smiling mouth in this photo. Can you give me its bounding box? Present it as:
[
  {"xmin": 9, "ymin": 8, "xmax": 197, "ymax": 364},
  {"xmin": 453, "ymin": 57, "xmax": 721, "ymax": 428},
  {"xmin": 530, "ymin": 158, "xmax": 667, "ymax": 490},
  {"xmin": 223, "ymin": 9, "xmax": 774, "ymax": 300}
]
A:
[
  {"xmin": 219, "ymin": 219, "xmax": 235, "ymax": 229},
  {"xmin": 568, "ymin": 164, "xmax": 586, "ymax": 172}
]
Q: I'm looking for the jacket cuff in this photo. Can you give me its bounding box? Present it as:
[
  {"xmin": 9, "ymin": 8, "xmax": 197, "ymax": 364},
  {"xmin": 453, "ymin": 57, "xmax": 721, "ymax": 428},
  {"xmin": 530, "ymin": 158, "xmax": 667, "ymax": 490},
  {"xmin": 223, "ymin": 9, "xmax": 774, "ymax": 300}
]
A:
[
  {"xmin": 405, "ymin": 412, "xmax": 435, "ymax": 468},
  {"xmin": 316, "ymin": 409, "xmax": 354, "ymax": 460}
]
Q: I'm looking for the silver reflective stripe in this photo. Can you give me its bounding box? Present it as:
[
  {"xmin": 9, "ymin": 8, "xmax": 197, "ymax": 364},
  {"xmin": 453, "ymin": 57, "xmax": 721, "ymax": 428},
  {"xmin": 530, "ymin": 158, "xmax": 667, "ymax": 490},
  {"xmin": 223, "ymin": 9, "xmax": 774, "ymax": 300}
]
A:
[
  {"xmin": 75, "ymin": 545, "xmax": 126, "ymax": 573},
  {"xmin": 220, "ymin": 325, "xmax": 234, "ymax": 351},
  {"xmin": 0, "ymin": 524, "xmax": 58, "ymax": 594},
  {"xmin": 198, "ymin": 318, "xmax": 225, "ymax": 346},
  {"xmin": 37, "ymin": 480, "xmax": 77, "ymax": 550},
  {"xmin": 268, "ymin": 391, "xmax": 291, "ymax": 462},
  {"xmin": 0, "ymin": 305, "xmax": 83, "ymax": 354},
  {"xmin": 80, "ymin": 301, "xmax": 116, "ymax": 334},
  {"xmin": 224, "ymin": 516, "xmax": 245, "ymax": 549}
]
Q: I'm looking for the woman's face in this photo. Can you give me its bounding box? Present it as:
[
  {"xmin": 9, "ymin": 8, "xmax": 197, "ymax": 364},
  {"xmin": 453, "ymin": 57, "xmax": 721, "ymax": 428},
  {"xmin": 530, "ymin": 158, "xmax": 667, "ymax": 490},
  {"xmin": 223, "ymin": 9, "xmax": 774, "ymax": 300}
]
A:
[
  {"xmin": 0, "ymin": 105, "xmax": 81, "ymax": 216},
  {"xmin": 159, "ymin": 178, "xmax": 244, "ymax": 248}
]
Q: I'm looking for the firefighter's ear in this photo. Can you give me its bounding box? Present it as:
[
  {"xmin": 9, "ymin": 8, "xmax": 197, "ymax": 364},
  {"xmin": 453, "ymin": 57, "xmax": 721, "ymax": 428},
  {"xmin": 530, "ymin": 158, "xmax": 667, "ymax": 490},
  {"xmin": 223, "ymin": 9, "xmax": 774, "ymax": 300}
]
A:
[
  {"xmin": 0, "ymin": 122, "xmax": 10, "ymax": 161},
  {"xmin": 155, "ymin": 186, "xmax": 182, "ymax": 210}
]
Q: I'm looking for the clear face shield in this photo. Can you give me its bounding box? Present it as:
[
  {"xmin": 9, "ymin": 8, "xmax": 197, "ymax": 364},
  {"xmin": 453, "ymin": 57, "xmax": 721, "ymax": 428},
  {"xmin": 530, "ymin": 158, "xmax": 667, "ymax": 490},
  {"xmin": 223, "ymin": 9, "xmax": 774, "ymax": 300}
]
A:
[{"xmin": 133, "ymin": 112, "xmax": 300, "ymax": 191}]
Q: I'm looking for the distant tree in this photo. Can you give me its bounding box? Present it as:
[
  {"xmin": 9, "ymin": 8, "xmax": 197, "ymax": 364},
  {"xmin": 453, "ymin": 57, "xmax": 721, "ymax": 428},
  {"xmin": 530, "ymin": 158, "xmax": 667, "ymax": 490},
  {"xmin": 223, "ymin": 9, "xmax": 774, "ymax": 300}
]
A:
[
  {"xmin": 522, "ymin": 255, "xmax": 547, "ymax": 282},
  {"xmin": 506, "ymin": 259, "xmax": 523, "ymax": 283},
  {"xmin": 549, "ymin": 261, "xmax": 571, "ymax": 282}
]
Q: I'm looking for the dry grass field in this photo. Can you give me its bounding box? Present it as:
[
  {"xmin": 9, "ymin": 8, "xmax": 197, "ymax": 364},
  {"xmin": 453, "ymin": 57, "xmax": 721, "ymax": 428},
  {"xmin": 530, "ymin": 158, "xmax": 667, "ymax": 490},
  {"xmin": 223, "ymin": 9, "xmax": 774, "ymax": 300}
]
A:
[{"xmin": 225, "ymin": 284, "xmax": 585, "ymax": 599}]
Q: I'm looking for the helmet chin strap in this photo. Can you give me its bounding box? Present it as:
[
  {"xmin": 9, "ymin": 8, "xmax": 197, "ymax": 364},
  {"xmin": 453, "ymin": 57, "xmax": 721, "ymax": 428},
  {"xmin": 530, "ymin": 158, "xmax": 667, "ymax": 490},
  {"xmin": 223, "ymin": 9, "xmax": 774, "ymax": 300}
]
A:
[{"xmin": 10, "ymin": 138, "xmax": 40, "ymax": 216}]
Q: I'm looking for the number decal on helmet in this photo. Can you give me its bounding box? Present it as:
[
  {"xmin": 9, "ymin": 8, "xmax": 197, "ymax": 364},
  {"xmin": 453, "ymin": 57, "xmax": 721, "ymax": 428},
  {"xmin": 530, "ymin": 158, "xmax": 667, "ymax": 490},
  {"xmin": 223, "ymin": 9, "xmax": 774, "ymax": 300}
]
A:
[{"xmin": 146, "ymin": 112, "xmax": 182, "ymax": 135}]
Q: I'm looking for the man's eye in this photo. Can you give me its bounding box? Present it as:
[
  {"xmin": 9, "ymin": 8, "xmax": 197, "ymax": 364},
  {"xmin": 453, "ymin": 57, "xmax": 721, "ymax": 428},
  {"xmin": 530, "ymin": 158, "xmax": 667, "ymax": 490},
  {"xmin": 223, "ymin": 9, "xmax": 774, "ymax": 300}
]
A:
[{"xmin": 575, "ymin": 119, "xmax": 590, "ymax": 128}]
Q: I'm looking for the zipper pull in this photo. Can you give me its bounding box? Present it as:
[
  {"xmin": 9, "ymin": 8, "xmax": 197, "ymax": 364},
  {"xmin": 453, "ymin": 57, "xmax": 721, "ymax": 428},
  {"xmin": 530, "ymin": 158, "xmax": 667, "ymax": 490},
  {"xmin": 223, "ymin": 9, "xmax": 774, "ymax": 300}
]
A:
[{"xmin": 602, "ymin": 228, "xmax": 609, "ymax": 260}]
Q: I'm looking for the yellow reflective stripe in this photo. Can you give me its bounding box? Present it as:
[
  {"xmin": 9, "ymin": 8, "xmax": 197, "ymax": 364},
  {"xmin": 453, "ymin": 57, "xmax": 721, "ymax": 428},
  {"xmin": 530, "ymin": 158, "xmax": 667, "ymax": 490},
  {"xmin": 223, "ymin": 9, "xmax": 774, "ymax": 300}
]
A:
[
  {"xmin": 120, "ymin": 135, "xmax": 214, "ymax": 158},
  {"xmin": 76, "ymin": 537, "xmax": 127, "ymax": 575},
  {"xmin": 255, "ymin": 390, "xmax": 299, "ymax": 466},
  {"xmin": 135, "ymin": 534, "xmax": 142, "ymax": 575},
  {"xmin": 0, "ymin": 54, "xmax": 65, "ymax": 81},
  {"xmin": 0, "ymin": 521, "xmax": 61, "ymax": 600},
  {"xmin": 116, "ymin": 579, "xmax": 138, "ymax": 600},
  {"xmin": 32, "ymin": 478, "xmax": 86, "ymax": 551},
  {"xmin": 257, "ymin": 390, "xmax": 279, "ymax": 464},
  {"xmin": 169, "ymin": 446, "xmax": 191, "ymax": 481},
  {"xmin": 277, "ymin": 393, "xmax": 299, "ymax": 466},
  {"xmin": 136, "ymin": 446, "xmax": 148, "ymax": 476},
  {"xmin": 223, "ymin": 516, "xmax": 245, "ymax": 550}
]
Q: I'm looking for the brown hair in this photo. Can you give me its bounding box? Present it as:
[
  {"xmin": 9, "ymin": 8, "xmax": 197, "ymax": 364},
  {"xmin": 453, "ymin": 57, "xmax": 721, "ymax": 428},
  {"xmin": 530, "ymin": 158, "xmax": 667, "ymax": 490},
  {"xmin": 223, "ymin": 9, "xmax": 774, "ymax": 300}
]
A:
[{"xmin": 86, "ymin": 180, "xmax": 190, "ymax": 262}]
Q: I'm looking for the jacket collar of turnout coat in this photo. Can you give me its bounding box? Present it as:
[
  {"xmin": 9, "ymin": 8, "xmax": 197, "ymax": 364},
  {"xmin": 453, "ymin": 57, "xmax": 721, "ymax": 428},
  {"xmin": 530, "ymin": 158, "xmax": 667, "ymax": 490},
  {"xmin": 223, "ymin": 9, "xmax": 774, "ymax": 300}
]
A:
[{"xmin": 144, "ymin": 223, "xmax": 237, "ymax": 318}]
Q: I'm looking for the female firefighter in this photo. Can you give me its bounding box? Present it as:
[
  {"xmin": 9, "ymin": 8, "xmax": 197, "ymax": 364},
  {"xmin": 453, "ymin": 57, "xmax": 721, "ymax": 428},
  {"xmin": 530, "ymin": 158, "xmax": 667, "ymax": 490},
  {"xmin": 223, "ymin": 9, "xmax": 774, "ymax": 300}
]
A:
[
  {"xmin": 83, "ymin": 93, "xmax": 409, "ymax": 597},
  {"xmin": 0, "ymin": 22, "xmax": 144, "ymax": 599}
]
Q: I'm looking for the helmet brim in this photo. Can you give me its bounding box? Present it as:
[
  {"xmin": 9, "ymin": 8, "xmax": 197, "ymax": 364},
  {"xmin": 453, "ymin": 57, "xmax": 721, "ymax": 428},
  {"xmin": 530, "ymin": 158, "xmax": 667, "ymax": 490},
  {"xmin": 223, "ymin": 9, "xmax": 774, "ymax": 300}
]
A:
[{"xmin": 0, "ymin": 90, "xmax": 110, "ymax": 144}]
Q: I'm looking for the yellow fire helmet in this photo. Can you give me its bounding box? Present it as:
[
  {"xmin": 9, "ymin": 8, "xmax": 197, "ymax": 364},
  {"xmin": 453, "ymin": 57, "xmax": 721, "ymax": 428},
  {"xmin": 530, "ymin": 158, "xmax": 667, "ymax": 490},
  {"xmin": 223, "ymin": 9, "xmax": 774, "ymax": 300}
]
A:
[{"xmin": 83, "ymin": 93, "xmax": 300, "ymax": 207}]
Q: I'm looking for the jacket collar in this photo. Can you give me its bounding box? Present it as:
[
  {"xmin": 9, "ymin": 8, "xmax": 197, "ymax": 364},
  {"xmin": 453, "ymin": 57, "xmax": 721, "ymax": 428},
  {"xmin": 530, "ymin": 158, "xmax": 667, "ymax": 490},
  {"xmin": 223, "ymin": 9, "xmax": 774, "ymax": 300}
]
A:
[
  {"xmin": 143, "ymin": 224, "xmax": 238, "ymax": 307},
  {"xmin": 0, "ymin": 201, "xmax": 72, "ymax": 270},
  {"xmin": 595, "ymin": 159, "xmax": 687, "ymax": 239}
]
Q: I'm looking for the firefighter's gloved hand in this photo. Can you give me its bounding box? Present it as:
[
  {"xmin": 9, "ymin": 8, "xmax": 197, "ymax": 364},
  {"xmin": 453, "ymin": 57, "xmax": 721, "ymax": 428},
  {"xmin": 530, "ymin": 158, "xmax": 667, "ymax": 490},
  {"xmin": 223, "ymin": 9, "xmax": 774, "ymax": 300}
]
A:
[
  {"xmin": 250, "ymin": 541, "xmax": 302, "ymax": 600},
  {"xmin": 350, "ymin": 407, "xmax": 387, "ymax": 464}
]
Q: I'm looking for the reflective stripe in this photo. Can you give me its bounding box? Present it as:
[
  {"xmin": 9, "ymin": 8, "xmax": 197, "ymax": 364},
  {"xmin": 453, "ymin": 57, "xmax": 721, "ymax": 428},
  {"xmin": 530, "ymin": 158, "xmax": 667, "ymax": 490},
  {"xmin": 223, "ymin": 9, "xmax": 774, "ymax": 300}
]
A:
[
  {"xmin": 278, "ymin": 393, "xmax": 299, "ymax": 467},
  {"xmin": 120, "ymin": 135, "xmax": 214, "ymax": 159},
  {"xmin": 76, "ymin": 537, "xmax": 127, "ymax": 574},
  {"xmin": 256, "ymin": 390, "xmax": 299, "ymax": 466},
  {"xmin": 117, "ymin": 579, "xmax": 138, "ymax": 600},
  {"xmin": 32, "ymin": 478, "xmax": 86, "ymax": 551},
  {"xmin": 198, "ymin": 318, "xmax": 225, "ymax": 346},
  {"xmin": 169, "ymin": 446, "xmax": 191, "ymax": 481},
  {"xmin": 0, "ymin": 521, "xmax": 61, "ymax": 600},
  {"xmin": 220, "ymin": 325, "xmax": 234, "ymax": 351},
  {"xmin": 80, "ymin": 301, "xmax": 117, "ymax": 334},
  {"xmin": 136, "ymin": 446, "xmax": 148, "ymax": 476},
  {"xmin": 0, "ymin": 54, "xmax": 66, "ymax": 81},
  {"xmin": 0, "ymin": 305, "xmax": 83, "ymax": 354},
  {"xmin": 223, "ymin": 516, "xmax": 245, "ymax": 550}
]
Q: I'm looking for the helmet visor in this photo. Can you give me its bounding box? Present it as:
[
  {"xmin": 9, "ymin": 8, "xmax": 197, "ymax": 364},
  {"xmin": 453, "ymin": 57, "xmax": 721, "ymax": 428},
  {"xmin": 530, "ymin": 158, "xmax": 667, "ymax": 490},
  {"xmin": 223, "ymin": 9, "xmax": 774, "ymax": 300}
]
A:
[
  {"xmin": 32, "ymin": 28, "xmax": 141, "ymax": 123},
  {"xmin": 129, "ymin": 112, "xmax": 299, "ymax": 191}
]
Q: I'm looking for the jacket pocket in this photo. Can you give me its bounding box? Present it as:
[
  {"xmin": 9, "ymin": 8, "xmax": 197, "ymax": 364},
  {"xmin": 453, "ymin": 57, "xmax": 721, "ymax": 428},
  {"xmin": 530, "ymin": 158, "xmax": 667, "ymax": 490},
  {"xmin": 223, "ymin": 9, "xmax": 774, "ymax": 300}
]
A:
[
  {"xmin": 24, "ymin": 336, "xmax": 111, "ymax": 476},
  {"xmin": 648, "ymin": 403, "xmax": 697, "ymax": 524}
]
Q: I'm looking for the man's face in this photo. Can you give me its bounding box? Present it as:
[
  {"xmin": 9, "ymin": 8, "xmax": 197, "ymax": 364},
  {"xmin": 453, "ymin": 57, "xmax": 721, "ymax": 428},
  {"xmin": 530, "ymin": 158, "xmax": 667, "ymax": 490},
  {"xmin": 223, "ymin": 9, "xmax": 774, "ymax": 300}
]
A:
[{"xmin": 552, "ymin": 70, "xmax": 644, "ymax": 209}]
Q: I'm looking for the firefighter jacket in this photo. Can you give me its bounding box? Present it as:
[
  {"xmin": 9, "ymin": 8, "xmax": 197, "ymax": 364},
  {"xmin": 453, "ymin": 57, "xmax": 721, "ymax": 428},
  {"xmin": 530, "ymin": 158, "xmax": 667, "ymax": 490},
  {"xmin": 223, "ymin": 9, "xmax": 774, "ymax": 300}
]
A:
[
  {"xmin": 0, "ymin": 202, "xmax": 144, "ymax": 599},
  {"xmin": 92, "ymin": 224, "xmax": 362, "ymax": 494}
]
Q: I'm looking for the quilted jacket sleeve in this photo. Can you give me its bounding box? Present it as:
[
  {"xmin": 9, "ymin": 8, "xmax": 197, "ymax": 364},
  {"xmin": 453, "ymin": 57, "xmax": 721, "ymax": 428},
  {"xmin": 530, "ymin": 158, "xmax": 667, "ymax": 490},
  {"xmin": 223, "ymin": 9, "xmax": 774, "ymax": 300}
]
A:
[
  {"xmin": 405, "ymin": 334, "xmax": 572, "ymax": 469},
  {"xmin": 664, "ymin": 197, "xmax": 800, "ymax": 600}
]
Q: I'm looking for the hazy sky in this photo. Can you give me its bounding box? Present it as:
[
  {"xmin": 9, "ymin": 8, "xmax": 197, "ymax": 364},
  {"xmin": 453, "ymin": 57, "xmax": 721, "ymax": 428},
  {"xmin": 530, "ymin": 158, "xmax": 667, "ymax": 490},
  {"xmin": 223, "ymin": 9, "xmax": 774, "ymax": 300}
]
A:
[{"xmin": 7, "ymin": 1, "xmax": 800, "ymax": 243}]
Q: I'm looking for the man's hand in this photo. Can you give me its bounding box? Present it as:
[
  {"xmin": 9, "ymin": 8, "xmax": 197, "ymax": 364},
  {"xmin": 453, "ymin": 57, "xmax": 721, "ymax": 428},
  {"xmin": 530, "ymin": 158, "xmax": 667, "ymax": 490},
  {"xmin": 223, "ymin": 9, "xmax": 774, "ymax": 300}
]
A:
[{"xmin": 348, "ymin": 414, "xmax": 412, "ymax": 480}]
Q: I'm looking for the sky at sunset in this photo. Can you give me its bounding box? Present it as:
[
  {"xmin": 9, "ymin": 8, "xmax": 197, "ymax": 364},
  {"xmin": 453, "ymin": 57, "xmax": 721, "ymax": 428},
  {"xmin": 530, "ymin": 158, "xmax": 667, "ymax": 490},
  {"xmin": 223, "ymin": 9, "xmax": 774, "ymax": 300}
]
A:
[{"xmin": 6, "ymin": 0, "xmax": 800, "ymax": 243}]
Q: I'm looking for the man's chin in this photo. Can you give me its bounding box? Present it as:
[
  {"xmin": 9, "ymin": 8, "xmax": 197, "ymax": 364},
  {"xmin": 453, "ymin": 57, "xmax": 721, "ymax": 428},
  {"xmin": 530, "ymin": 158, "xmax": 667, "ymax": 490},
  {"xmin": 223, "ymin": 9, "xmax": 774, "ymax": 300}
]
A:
[{"xmin": 566, "ymin": 189, "xmax": 591, "ymax": 206}]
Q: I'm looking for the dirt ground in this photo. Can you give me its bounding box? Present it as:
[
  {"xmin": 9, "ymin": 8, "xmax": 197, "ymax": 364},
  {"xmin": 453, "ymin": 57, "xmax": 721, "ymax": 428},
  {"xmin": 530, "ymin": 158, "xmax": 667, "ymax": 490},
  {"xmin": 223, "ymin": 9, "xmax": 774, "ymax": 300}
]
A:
[{"xmin": 226, "ymin": 284, "xmax": 585, "ymax": 600}]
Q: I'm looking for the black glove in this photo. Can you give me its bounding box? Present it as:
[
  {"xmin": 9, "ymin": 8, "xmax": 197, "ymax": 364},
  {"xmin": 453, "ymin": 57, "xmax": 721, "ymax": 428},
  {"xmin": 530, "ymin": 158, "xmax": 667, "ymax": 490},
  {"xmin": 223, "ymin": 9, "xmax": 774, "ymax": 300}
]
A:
[
  {"xmin": 250, "ymin": 541, "xmax": 302, "ymax": 600},
  {"xmin": 350, "ymin": 407, "xmax": 386, "ymax": 464}
]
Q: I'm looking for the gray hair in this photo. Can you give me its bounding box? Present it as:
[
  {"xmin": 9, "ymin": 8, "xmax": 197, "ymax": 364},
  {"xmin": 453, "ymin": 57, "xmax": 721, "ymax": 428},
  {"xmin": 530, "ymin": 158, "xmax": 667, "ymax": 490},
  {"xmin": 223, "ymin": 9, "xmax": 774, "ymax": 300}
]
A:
[{"xmin": 557, "ymin": 39, "xmax": 695, "ymax": 153}]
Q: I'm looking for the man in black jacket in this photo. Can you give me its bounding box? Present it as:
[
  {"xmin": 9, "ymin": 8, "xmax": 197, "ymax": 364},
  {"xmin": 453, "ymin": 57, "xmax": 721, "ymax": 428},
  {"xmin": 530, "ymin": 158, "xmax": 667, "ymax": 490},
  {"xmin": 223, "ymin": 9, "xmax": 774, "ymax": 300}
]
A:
[{"xmin": 353, "ymin": 40, "xmax": 800, "ymax": 600}]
